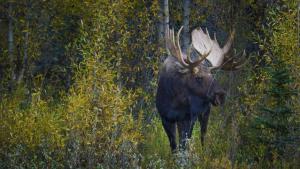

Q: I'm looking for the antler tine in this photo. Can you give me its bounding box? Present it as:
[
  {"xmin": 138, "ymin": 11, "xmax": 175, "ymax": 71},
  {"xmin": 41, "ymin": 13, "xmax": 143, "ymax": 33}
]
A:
[
  {"xmin": 186, "ymin": 44, "xmax": 193, "ymax": 64},
  {"xmin": 233, "ymin": 51, "xmax": 249, "ymax": 69},
  {"xmin": 222, "ymin": 29, "xmax": 235, "ymax": 55},
  {"xmin": 214, "ymin": 32, "xmax": 218, "ymax": 42},
  {"xmin": 191, "ymin": 26, "xmax": 248, "ymax": 73},
  {"xmin": 209, "ymin": 49, "xmax": 248, "ymax": 71},
  {"xmin": 165, "ymin": 27, "xmax": 174, "ymax": 56},
  {"xmin": 175, "ymin": 26, "xmax": 189, "ymax": 67},
  {"xmin": 171, "ymin": 28, "xmax": 175, "ymax": 47},
  {"xmin": 166, "ymin": 27, "xmax": 181, "ymax": 62},
  {"xmin": 192, "ymin": 28, "xmax": 213, "ymax": 67},
  {"xmin": 165, "ymin": 27, "xmax": 171, "ymax": 54},
  {"xmin": 205, "ymin": 28, "xmax": 211, "ymax": 39},
  {"xmin": 167, "ymin": 26, "xmax": 221, "ymax": 71},
  {"xmin": 231, "ymin": 50, "xmax": 248, "ymax": 68},
  {"xmin": 165, "ymin": 26, "xmax": 190, "ymax": 68},
  {"xmin": 190, "ymin": 47, "xmax": 212, "ymax": 67},
  {"xmin": 186, "ymin": 42, "xmax": 212, "ymax": 68}
]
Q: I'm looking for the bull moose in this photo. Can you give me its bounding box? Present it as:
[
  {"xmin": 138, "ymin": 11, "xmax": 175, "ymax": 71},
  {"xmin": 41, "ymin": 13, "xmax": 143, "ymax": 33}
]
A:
[{"xmin": 156, "ymin": 26, "xmax": 246, "ymax": 151}]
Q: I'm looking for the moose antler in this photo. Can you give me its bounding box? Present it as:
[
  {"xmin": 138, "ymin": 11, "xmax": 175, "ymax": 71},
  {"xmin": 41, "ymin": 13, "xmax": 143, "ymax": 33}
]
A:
[
  {"xmin": 166, "ymin": 26, "xmax": 211, "ymax": 71},
  {"xmin": 192, "ymin": 27, "xmax": 247, "ymax": 71}
]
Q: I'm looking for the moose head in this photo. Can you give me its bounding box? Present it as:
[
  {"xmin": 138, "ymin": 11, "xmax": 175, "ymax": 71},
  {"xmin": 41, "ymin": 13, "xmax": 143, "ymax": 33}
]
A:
[{"xmin": 156, "ymin": 26, "xmax": 247, "ymax": 151}]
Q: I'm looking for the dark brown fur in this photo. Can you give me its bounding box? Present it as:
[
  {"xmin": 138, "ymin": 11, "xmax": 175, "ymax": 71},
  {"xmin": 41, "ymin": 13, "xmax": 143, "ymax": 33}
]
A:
[{"xmin": 156, "ymin": 56, "xmax": 225, "ymax": 151}]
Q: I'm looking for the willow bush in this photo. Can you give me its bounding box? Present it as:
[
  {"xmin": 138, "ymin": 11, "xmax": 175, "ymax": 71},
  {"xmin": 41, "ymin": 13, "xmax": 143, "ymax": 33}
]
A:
[
  {"xmin": 0, "ymin": 43, "xmax": 143, "ymax": 169},
  {"xmin": 0, "ymin": 0, "xmax": 299, "ymax": 168},
  {"xmin": 0, "ymin": 5, "xmax": 144, "ymax": 167}
]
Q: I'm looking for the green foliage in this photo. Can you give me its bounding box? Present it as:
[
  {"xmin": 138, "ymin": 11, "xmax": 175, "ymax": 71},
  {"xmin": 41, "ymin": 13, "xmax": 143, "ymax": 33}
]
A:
[
  {"xmin": 238, "ymin": 1, "xmax": 299, "ymax": 167},
  {"xmin": 0, "ymin": 0, "xmax": 299, "ymax": 168},
  {"xmin": 140, "ymin": 109, "xmax": 247, "ymax": 169},
  {"xmin": 0, "ymin": 51, "xmax": 143, "ymax": 168}
]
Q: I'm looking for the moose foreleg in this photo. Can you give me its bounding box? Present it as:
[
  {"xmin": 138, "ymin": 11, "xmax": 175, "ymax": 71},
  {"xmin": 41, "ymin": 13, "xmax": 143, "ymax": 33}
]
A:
[
  {"xmin": 161, "ymin": 118, "xmax": 177, "ymax": 152},
  {"xmin": 199, "ymin": 105, "xmax": 211, "ymax": 146}
]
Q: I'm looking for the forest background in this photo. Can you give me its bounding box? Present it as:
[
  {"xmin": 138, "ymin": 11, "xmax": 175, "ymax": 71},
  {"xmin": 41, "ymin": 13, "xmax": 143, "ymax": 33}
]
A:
[{"xmin": 0, "ymin": 0, "xmax": 299, "ymax": 168}]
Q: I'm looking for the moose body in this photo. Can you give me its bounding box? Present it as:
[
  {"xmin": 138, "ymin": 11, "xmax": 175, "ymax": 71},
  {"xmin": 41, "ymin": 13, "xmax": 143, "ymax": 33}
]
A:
[
  {"xmin": 156, "ymin": 27, "xmax": 246, "ymax": 151},
  {"xmin": 156, "ymin": 57, "xmax": 225, "ymax": 151}
]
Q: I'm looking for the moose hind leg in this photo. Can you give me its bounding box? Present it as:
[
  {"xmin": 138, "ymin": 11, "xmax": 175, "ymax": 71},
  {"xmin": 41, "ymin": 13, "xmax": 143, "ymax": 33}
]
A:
[{"xmin": 161, "ymin": 118, "xmax": 177, "ymax": 152}]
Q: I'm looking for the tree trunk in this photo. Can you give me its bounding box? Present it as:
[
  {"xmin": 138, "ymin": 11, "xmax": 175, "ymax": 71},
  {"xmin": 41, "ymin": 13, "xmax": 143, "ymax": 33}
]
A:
[
  {"xmin": 8, "ymin": 1, "xmax": 15, "ymax": 88},
  {"xmin": 182, "ymin": 0, "xmax": 191, "ymax": 53},
  {"xmin": 158, "ymin": 0, "xmax": 164, "ymax": 45},
  {"xmin": 163, "ymin": 0, "xmax": 169, "ymax": 49},
  {"xmin": 17, "ymin": 15, "xmax": 29, "ymax": 84},
  {"xmin": 158, "ymin": 0, "xmax": 169, "ymax": 62},
  {"xmin": 0, "ymin": 19, "xmax": 2, "ymax": 54}
]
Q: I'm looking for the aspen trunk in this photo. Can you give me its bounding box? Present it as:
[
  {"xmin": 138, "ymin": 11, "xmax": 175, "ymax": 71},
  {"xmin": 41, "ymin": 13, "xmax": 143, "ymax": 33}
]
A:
[
  {"xmin": 158, "ymin": 0, "xmax": 164, "ymax": 45},
  {"xmin": 182, "ymin": 0, "xmax": 191, "ymax": 53},
  {"xmin": 8, "ymin": 1, "xmax": 15, "ymax": 86},
  {"xmin": 0, "ymin": 19, "xmax": 2, "ymax": 54},
  {"xmin": 17, "ymin": 18, "xmax": 29, "ymax": 84},
  {"xmin": 163, "ymin": 0, "xmax": 169, "ymax": 49}
]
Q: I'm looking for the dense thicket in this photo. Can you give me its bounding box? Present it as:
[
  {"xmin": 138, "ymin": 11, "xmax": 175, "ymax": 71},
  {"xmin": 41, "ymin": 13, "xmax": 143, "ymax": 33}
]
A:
[{"xmin": 0, "ymin": 0, "xmax": 299, "ymax": 168}]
